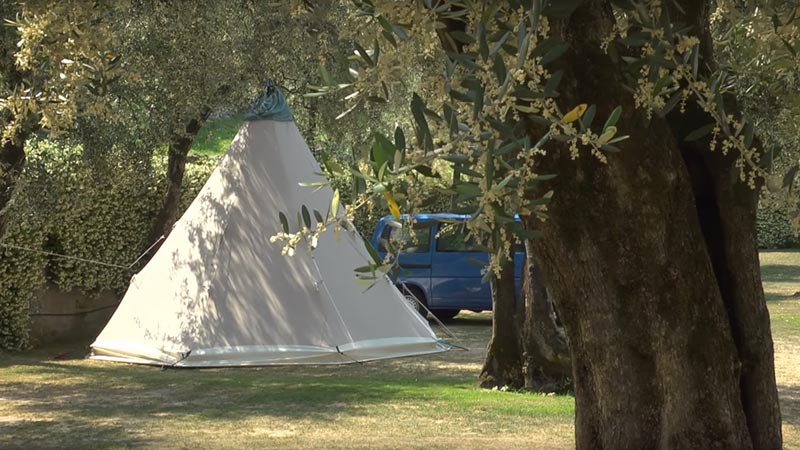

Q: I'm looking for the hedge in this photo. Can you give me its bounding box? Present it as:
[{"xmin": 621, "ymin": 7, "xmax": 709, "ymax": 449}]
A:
[
  {"xmin": 0, "ymin": 140, "xmax": 218, "ymax": 350},
  {"xmin": 757, "ymin": 196, "xmax": 798, "ymax": 249}
]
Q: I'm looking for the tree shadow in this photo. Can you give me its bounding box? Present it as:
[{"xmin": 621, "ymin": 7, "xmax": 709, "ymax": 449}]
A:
[
  {"xmin": 1, "ymin": 417, "xmax": 153, "ymax": 450},
  {"xmin": 761, "ymin": 264, "xmax": 800, "ymax": 283},
  {"xmin": 1, "ymin": 356, "xmax": 477, "ymax": 449},
  {"xmin": 779, "ymin": 384, "xmax": 800, "ymax": 426}
]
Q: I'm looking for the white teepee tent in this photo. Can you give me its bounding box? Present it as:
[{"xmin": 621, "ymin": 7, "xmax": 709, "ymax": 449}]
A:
[{"xmin": 89, "ymin": 88, "xmax": 448, "ymax": 367}]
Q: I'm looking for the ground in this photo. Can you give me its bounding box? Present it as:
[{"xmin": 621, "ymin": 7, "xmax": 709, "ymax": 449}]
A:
[
  {"xmin": 0, "ymin": 251, "xmax": 798, "ymax": 450},
  {"xmin": 762, "ymin": 251, "xmax": 800, "ymax": 448}
]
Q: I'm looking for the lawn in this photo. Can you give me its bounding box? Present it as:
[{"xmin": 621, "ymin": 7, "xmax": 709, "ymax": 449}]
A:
[
  {"xmin": 761, "ymin": 251, "xmax": 800, "ymax": 449},
  {"xmin": 0, "ymin": 315, "xmax": 574, "ymax": 450},
  {"xmin": 1, "ymin": 251, "xmax": 799, "ymax": 450},
  {"xmin": 190, "ymin": 114, "xmax": 245, "ymax": 156}
]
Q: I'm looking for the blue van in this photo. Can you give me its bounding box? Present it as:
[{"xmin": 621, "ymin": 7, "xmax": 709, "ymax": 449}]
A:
[{"xmin": 370, "ymin": 213, "xmax": 524, "ymax": 320}]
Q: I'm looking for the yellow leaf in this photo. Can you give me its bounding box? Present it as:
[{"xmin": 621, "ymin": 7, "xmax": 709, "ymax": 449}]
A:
[
  {"xmin": 384, "ymin": 192, "xmax": 401, "ymax": 219},
  {"xmin": 562, "ymin": 104, "xmax": 588, "ymax": 123}
]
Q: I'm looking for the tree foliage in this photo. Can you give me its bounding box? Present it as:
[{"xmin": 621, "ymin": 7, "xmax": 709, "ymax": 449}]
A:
[
  {"xmin": 1, "ymin": 0, "xmax": 125, "ymax": 142},
  {"xmin": 272, "ymin": 1, "xmax": 796, "ymax": 445},
  {"xmin": 712, "ymin": 1, "xmax": 800, "ymax": 239},
  {"xmin": 271, "ymin": 0, "xmax": 800, "ymax": 275}
]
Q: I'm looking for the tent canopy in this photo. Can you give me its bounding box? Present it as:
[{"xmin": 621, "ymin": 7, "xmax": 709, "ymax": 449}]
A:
[{"xmin": 89, "ymin": 87, "xmax": 448, "ymax": 367}]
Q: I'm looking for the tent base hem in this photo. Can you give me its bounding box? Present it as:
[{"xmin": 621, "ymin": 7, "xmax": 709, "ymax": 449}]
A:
[{"xmin": 89, "ymin": 338, "xmax": 451, "ymax": 367}]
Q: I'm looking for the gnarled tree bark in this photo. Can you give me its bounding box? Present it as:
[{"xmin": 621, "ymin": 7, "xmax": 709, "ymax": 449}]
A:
[
  {"xmin": 521, "ymin": 240, "xmax": 571, "ymax": 392},
  {"xmin": 666, "ymin": 2, "xmax": 782, "ymax": 447},
  {"xmin": 521, "ymin": 1, "xmax": 781, "ymax": 448},
  {"xmin": 479, "ymin": 256, "xmax": 524, "ymax": 389}
]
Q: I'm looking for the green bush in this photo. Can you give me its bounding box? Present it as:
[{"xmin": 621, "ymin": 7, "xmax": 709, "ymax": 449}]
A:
[
  {"xmin": 0, "ymin": 196, "xmax": 48, "ymax": 351},
  {"xmin": 0, "ymin": 140, "xmax": 219, "ymax": 350},
  {"xmin": 756, "ymin": 197, "xmax": 797, "ymax": 249}
]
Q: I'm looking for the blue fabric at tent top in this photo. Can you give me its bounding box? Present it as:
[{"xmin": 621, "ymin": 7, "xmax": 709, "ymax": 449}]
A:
[{"xmin": 244, "ymin": 83, "xmax": 294, "ymax": 122}]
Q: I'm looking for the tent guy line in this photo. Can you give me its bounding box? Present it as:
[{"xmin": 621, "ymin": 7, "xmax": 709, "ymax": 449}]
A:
[{"xmin": 0, "ymin": 235, "xmax": 165, "ymax": 270}]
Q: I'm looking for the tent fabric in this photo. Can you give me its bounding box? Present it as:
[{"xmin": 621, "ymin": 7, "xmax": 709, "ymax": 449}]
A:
[{"xmin": 90, "ymin": 106, "xmax": 448, "ymax": 367}]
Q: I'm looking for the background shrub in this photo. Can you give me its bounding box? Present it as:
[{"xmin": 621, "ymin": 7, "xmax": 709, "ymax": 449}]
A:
[
  {"xmin": 757, "ymin": 195, "xmax": 798, "ymax": 249},
  {"xmin": 0, "ymin": 140, "xmax": 218, "ymax": 350}
]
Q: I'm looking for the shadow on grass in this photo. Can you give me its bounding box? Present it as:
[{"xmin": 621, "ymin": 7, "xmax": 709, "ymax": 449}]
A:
[
  {"xmin": 761, "ymin": 264, "xmax": 800, "ymax": 283},
  {"xmin": 2, "ymin": 358, "xmax": 471, "ymax": 413},
  {"xmin": 1, "ymin": 417, "xmax": 154, "ymax": 450},
  {"xmin": 1, "ymin": 353, "xmax": 483, "ymax": 449},
  {"xmin": 780, "ymin": 384, "xmax": 800, "ymax": 426},
  {"xmin": 1, "ymin": 317, "xmax": 494, "ymax": 449}
]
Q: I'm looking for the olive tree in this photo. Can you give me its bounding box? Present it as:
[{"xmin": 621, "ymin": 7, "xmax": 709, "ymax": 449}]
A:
[
  {"xmin": 0, "ymin": 0, "xmax": 126, "ymax": 236},
  {"xmin": 276, "ymin": 1, "xmax": 799, "ymax": 447}
]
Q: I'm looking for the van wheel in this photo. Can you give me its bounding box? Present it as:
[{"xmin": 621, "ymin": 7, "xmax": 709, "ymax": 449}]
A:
[
  {"xmin": 432, "ymin": 309, "xmax": 460, "ymax": 321},
  {"xmin": 400, "ymin": 285, "xmax": 428, "ymax": 318}
]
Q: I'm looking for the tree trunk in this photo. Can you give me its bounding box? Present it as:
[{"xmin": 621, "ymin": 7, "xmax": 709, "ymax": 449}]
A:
[
  {"xmin": 148, "ymin": 115, "xmax": 207, "ymax": 245},
  {"xmin": 479, "ymin": 256, "xmax": 524, "ymax": 389},
  {"xmin": 519, "ymin": 1, "xmax": 781, "ymax": 448},
  {"xmin": 0, "ymin": 133, "xmax": 28, "ymax": 237},
  {"xmin": 521, "ymin": 240, "xmax": 571, "ymax": 392},
  {"xmin": 666, "ymin": 2, "xmax": 782, "ymax": 447}
]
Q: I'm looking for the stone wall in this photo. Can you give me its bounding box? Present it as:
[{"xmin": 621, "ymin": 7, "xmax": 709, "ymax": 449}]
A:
[{"xmin": 28, "ymin": 284, "xmax": 120, "ymax": 346}]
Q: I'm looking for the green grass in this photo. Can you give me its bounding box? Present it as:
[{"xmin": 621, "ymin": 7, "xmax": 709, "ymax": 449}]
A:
[
  {"xmin": 0, "ymin": 318, "xmax": 575, "ymax": 450},
  {"xmin": 761, "ymin": 251, "xmax": 800, "ymax": 448},
  {"xmin": 2, "ymin": 253, "xmax": 800, "ymax": 449},
  {"xmin": 761, "ymin": 250, "xmax": 800, "ymax": 340},
  {"xmin": 189, "ymin": 114, "xmax": 245, "ymax": 156}
]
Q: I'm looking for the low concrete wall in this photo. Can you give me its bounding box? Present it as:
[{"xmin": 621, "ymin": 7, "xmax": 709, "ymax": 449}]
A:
[{"xmin": 28, "ymin": 285, "xmax": 120, "ymax": 346}]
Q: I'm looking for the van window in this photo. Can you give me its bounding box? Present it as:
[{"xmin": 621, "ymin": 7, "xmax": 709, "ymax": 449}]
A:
[
  {"xmin": 436, "ymin": 224, "xmax": 526, "ymax": 253},
  {"xmin": 379, "ymin": 221, "xmax": 432, "ymax": 254},
  {"xmin": 436, "ymin": 225, "xmax": 481, "ymax": 252}
]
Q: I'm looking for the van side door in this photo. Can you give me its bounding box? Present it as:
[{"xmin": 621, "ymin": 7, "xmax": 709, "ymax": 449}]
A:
[{"xmin": 430, "ymin": 223, "xmax": 491, "ymax": 310}]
